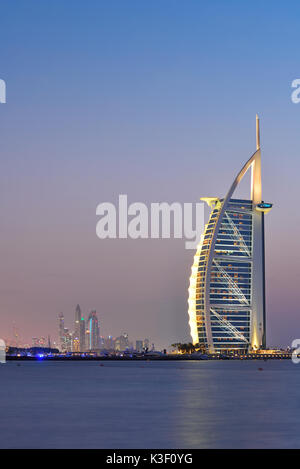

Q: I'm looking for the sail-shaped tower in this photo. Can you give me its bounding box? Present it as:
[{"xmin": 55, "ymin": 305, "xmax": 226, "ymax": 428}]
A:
[{"xmin": 188, "ymin": 116, "xmax": 272, "ymax": 353}]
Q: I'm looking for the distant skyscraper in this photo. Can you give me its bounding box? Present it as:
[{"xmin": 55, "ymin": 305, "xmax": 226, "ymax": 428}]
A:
[
  {"xmin": 188, "ymin": 116, "xmax": 272, "ymax": 353},
  {"xmin": 32, "ymin": 337, "xmax": 39, "ymax": 347},
  {"xmin": 104, "ymin": 336, "xmax": 115, "ymax": 350},
  {"xmin": 143, "ymin": 338, "xmax": 150, "ymax": 351},
  {"xmin": 115, "ymin": 333, "xmax": 129, "ymax": 351},
  {"xmin": 85, "ymin": 327, "xmax": 90, "ymax": 351},
  {"xmin": 87, "ymin": 310, "xmax": 100, "ymax": 350},
  {"xmin": 74, "ymin": 304, "xmax": 81, "ymax": 339},
  {"xmin": 39, "ymin": 337, "xmax": 46, "ymax": 346},
  {"xmin": 62, "ymin": 329, "xmax": 72, "ymax": 352},
  {"xmin": 74, "ymin": 304, "xmax": 86, "ymax": 351},
  {"xmin": 58, "ymin": 313, "xmax": 65, "ymax": 350},
  {"xmin": 79, "ymin": 317, "xmax": 86, "ymax": 352},
  {"xmin": 136, "ymin": 340, "xmax": 143, "ymax": 352},
  {"xmin": 72, "ymin": 336, "xmax": 80, "ymax": 352},
  {"xmin": 99, "ymin": 336, "xmax": 105, "ymax": 349}
]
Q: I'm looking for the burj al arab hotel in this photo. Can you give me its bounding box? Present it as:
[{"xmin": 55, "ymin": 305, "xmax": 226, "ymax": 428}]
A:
[{"xmin": 188, "ymin": 116, "xmax": 272, "ymax": 353}]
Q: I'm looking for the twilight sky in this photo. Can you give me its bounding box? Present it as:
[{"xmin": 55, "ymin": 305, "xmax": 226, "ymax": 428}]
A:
[{"xmin": 0, "ymin": 1, "xmax": 300, "ymax": 348}]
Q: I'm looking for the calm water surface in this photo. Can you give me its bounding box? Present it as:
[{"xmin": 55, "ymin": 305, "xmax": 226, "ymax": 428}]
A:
[{"xmin": 0, "ymin": 360, "xmax": 299, "ymax": 448}]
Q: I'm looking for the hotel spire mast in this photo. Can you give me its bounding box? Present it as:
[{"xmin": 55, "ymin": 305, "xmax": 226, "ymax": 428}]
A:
[
  {"xmin": 251, "ymin": 115, "xmax": 262, "ymax": 204},
  {"xmin": 256, "ymin": 114, "xmax": 260, "ymax": 150}
]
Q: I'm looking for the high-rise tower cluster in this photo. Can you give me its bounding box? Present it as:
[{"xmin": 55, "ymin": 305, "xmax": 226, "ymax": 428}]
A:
[{"xmin": 58, "ymin": 306, "xmax": 100, "ymax": 352}]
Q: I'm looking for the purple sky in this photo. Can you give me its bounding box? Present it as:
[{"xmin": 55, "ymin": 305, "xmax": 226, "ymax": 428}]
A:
[{"xmin": 0, "ymin": 1, "xmax": 300, "ymax": 348}]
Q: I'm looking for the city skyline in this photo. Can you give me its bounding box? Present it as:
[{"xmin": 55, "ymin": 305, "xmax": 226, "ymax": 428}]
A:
[
  {"xmin": 1, "ymin": 1, "xmax": 300, "ymax": 349},
  {"xmin": 3, "ymin": 304, "xmax": 154, "ymax": 352}
]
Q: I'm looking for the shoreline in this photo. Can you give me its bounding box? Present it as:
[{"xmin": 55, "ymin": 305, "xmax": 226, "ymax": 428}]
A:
[{"xmin": 4, "ymin": 354, "xmax": 292, "ymax": 361}]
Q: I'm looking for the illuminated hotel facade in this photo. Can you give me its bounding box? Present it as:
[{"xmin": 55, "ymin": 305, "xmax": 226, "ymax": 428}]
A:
[{"xmin": 188, "ymin": 116, "xmax": 272, "ymax": 353}]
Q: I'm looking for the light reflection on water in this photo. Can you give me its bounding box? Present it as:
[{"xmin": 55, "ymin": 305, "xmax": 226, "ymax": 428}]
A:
[{"xmin": 0, "ymin": 360, "xmax": 299, "ymax": 448}]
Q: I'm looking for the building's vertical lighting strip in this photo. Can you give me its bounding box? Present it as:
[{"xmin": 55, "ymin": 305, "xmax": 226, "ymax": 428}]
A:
[
  {"xmin": 188, "ymin": 239, "xmax": 203, "ymax": 344},
  {"xmin": 188, "ymin": 200, "xmax": 222, "ymax": 347},
  {"xmin": 89, "ymin": 318, "xmax": 92, "ymax": 351}
]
